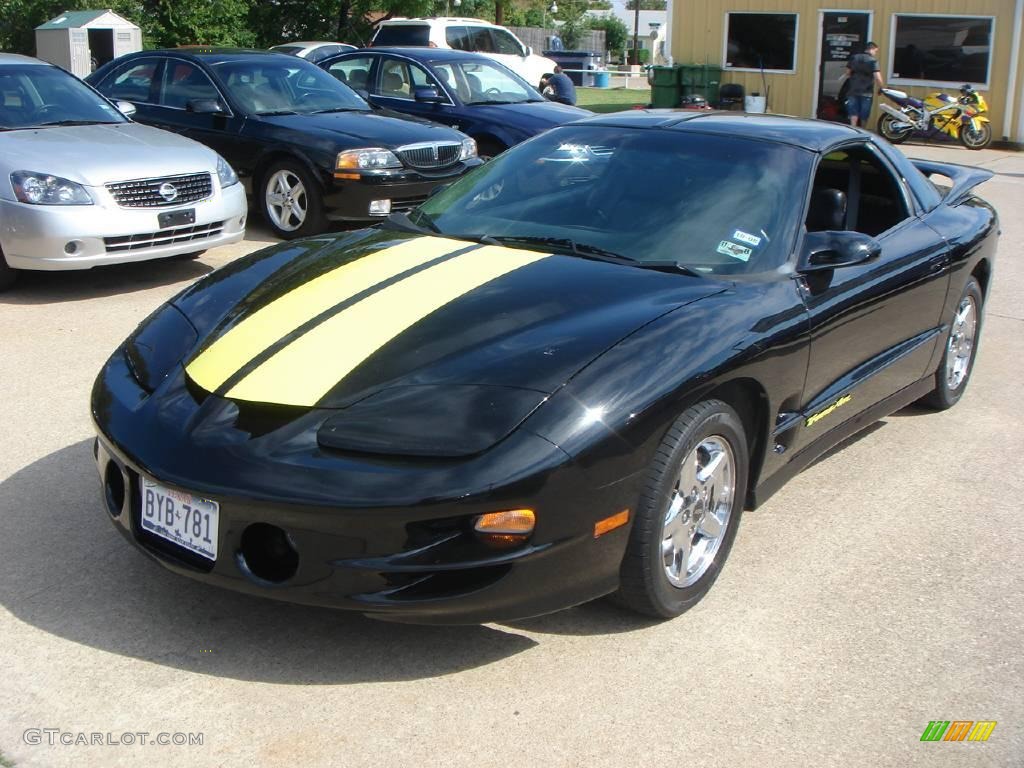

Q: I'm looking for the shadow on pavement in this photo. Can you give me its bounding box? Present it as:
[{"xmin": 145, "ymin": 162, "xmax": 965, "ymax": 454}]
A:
[
  {"xmin": 0, "ymin": 257, "xmax": 214, "ymax": 305},
  {"xmin": 0, "ymin": 441, "xmax": 537, "ymax": 683}
]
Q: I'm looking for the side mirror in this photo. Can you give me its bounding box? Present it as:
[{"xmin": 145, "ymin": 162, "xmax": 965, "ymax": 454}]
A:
[
  {"xmin": 115, "ymin": 100, "xmax": 136, "ymax": 117},
  {"xmin": 799, "ymin": 230, "xmax": 881, "ymax": 271},
  {"xmin": 187, "ymin": 98, "xmax": 225, "ymax": 115},
  {"xmin": 413, "ymin": 85, "xmax": 444, "ymax": 104},
  {"xmin": 524, "ymin": 46, "xmax": 533, "ymax": 57}
]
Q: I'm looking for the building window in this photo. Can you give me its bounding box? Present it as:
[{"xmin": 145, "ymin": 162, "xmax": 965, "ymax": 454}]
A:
[
  {"xmin": 889, "ymin": 15, "xmax": 994, "ymax": 87},
  {"xmin": 724, "ymin": 13, "xmax": 798, "ymax": 72}
]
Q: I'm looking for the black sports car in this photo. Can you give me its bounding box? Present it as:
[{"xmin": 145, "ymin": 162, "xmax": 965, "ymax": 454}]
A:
[
  {"xmin": 86, "ymin": 49, "xmax": 482, "ymax": 239},
  {"xmin": 92, "ymin": 113, "xmax": 997, "ymax": 624}
]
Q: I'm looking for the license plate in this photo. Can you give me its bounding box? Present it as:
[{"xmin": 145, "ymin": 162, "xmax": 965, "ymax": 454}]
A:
[
  {"xmin": 140, "ymin": 477, "xmax": 219, "ymax": 560},
  {"xmin": 158, "ymin": 208, "xmax": 195, "ymax": 229}
]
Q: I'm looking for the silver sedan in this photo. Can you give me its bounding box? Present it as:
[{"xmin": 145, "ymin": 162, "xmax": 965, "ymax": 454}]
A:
[{"xmin": 0, "ymin": 53, "xmax": 247, "ymax": 290}]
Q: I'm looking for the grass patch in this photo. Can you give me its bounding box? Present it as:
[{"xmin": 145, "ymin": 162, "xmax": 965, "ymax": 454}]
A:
[
  {"xmin": 576, "ymin": 87, "xmax": 650, "ymax": 113},
  {"xmin": 0, "ymin": 749, "xmax": 15, "ymax": 767}
]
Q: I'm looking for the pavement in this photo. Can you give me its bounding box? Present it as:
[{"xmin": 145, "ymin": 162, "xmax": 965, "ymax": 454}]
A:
[{"xmin": 0, "ymin": 141, "xmax": 1021, "ymax": 768}]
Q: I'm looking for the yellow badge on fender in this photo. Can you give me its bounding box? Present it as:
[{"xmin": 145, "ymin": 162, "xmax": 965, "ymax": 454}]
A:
[{"xmin": 805, "ymin": 394, "xmax": 852, "ymax": 427}]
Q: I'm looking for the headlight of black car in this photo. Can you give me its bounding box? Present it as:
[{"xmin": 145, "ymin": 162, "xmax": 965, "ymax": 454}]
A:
[
  {"xmin": 317, "ymin": 385, "xmax": 547, "ymax": 457},
  {"xmin": 123, "ymin": 304, "xmax": 198, "ymax": 393}
]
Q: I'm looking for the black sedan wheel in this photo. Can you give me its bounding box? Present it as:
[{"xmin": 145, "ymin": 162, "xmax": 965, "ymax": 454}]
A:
[
  {"xmin": 922, "ymin": 277, "xmax": 983, "ymax": 410},
  {"xmin": 260, "ymin": 160, "xmax": 325, "ymax": 240},
  {"xmin": 615, "ymin": 399, "xmax": 748, "ymax": 618}
]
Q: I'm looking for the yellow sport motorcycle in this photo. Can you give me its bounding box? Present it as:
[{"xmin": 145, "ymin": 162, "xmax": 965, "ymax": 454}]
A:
[{"xmin": 877, "ymin": 84, "xmax": 992, "ymax": 150}]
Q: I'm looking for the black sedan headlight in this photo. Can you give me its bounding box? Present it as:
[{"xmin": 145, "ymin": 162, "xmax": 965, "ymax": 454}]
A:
[
  {"xmin": 317, "ymin": 384, "xmax": 546, "ymax": 457},
  {"xmin": 124, "ymin": 304, "xmax": 198, "ymax": 393}
]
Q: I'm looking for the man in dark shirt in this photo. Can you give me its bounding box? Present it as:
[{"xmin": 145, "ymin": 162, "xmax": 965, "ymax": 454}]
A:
[
  {"xmin": 541, "ymin": 65, "xmax": 577, "ymax": 106},
  {"xmin": 845, "ymin": 42, "xmax": 883, "ymax": 127}
]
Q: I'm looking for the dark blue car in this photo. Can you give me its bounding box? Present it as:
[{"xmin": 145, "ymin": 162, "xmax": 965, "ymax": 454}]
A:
[{"xmin": 318, "ymin": 47, "xmax": 591, "ymax": 158}]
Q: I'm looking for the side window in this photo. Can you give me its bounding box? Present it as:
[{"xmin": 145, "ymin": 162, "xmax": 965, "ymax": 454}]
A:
[
  {"xmin": 492, "ymin": 29, "xmax": 524, "ymax": 56},
  {"xmin": 409, "ymin": 62, "xmax": 441, "ymax": 90},
  {"xmin": 378, "ymin": 58, "xmax": 412, "ymax": 99},
  {"xmin": 307, "ymin": 45, "xmax": 343, "ymax": 63},
  {"xmin": 445, "ymin": 26, "xmax": 471, "ymax": 51},
  {"xmin": 807, "ymin": 145, "xmax": 912, "ymax": 237},
  {"xmin": 467, "ymin": 27, "xmax": 495, "ymax": 53},
  {"xmin": 160, "ymin": 61, "xmax": 219, "ymax": 109},
  {"xmin": 99, "ymin": 59, "xmax": 160, "ymax": 104},
  {"xmin": 327, "ymin": 56, "xmax": 373, "ymax": 92}
]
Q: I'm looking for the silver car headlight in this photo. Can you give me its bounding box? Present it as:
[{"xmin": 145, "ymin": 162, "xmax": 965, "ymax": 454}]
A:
[
  {"xmin": 11, "ymin": 171, "xmax": 92, "ymax": 205},
  {"xmin": 336, "ymin": 148, "xmax": 402, "ymax": 171},
  {"xmin": 216, "ymin": 155, "xmax": 239, "ymax": 188},
  {"xmin": 459, "ymin": 137, "xmax": 478, "ymax": 160}
]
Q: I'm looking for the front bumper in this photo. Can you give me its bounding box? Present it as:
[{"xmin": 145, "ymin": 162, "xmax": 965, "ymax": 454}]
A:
[
  {"xmin": 0, "ymin": 183, "xmax": 247, "ymax": 271},
  {"xmin": 91, "ymin": 350, "xmax": 636, "ymax": 624},
  {"xmin": 321, "ymin": 160, "xmax": 482, "ymax": 222}
]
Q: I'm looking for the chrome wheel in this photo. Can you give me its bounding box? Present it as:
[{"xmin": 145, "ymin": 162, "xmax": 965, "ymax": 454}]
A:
[
  {"xmin": 662, "ymin": 436, "xmax": 735, "ymax": 588},
  {"xmin": 265, "ymin": 169, "xmax": 308, "ymax": 232},
  {"xmin": 945, "ymin": 294, "xmax": 977, "ymax": 390}
]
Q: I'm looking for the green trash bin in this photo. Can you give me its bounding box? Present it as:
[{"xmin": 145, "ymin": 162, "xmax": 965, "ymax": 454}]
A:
[
  {"xmin": 649, "ymin": 64, "xmax": 682, "ymax": 108},
  {"xmin": 680, "ymin": 64, "xmax": 724, "ymax": 105}
]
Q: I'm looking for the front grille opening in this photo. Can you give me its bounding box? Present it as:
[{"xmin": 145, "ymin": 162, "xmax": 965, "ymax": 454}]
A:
[
  {"xmin": 104, "ymin": 461, "xmax": 125, "ymax": 517},
  {"xmin": 238, "ymin": 523, "xmax": 299, "ymax": 583},
  {"xmin": 104, "ymin": 221, "xmax": 224, "ymax": 254},
  {"xmin": 106, "ymin": 173, "xmax": 213, "ymax": 208},
  {"xmin": 397, "ymin": 143, "xmax": 462, "ymax": 170}
]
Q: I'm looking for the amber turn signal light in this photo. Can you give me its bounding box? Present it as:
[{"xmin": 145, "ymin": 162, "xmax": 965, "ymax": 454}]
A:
[
  {"xmin": 594, "ymin": 509, "xmax": 630, "ymax": 538},
  {"xmin": 474, "ymin": 509, "xmax": 536, "ymax": 548}
]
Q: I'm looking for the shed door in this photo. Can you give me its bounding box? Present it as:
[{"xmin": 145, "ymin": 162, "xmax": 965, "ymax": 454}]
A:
[
  {"xmin": 816, "ymin": 12, "xmax": 870, "ymax": 121},
  {"xmin": 70, "ymin": 29, "xmax": 91, "ymax": 78}
]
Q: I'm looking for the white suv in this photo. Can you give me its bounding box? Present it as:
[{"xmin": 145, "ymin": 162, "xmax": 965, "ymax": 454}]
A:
[{"xmin": 371, "ymin": 18, "xmax": 558, "ymax": 88}]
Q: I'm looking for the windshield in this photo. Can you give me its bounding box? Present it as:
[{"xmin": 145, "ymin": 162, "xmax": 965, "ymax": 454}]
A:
[
  {"xmin": 0, "ymin": 64, "xmax": 126, "ymax": 130},
  {"xmin": 414, "ymin": 126, "xmax": 813, "ymax": 275},
  {"xmin": 438, "ymin": 59, "xmax": 541, "ymax": 105},
  {"xmin": 212, "ymin": 59, "xmax": 370, "ymax": 115}
]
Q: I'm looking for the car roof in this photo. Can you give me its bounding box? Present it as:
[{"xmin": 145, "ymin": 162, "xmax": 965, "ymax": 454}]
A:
[
  {"xmin": 144, "ymin": 48, "xmax": 288, "ymax": 64},
  {"xmin": 274, "ymin": 41, "xmax": 342, "ymax": 48},
  {"xmin": 378, "ymin": 17, "xmax": 491, "ymax": 25},
  {"xmin": 359, "ymin": 47, "xmax": 497, "ymax": 63},
  {"xmin": 577, "ymin": 110, "xmax": 864, "ymax": 152},
  {"xmin": 0, "ymin": 53, "xmax": 49, "ymax": 66}
]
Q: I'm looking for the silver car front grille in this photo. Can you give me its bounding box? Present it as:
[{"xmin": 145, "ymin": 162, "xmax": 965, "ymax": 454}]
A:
[
  {"xmin": 104, "ymin": 221, "xmax": 224, "ymax": 253},
  {"xmin": 106, "ymin": 173, "xmax": 213, "ymax": 208},
  {"xmin": 396, "ymin": 142, "xmax": 462, "ymax": 170}
]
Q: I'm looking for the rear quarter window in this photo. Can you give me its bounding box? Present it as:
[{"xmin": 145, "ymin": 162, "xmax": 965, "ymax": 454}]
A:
[{"xmin": 373, "ymin": 24, "xmax": 430, "ymax": 47}]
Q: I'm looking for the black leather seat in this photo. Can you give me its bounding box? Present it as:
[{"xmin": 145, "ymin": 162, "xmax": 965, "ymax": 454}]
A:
[{"xmin": 807, "ymin": 188, "xmax": 847, "ymax": 231}]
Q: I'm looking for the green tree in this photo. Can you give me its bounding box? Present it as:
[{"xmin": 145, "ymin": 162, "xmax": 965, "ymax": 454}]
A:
[
  {"xmin": 587, "ymin": 15, "xmax": 627, "ymax": 55},
  {"xmin": 625, "ymin": 0, "xmax": 665, "ymax": 9}
]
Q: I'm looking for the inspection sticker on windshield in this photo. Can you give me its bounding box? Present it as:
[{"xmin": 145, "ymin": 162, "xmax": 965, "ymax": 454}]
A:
[
  {"xmin": 717, "ymin": 240, "xmax": 752, "ymax": 262},
  {"xmin": 732, "ymin": 229, "xmax": 762, "ymax": 247}
]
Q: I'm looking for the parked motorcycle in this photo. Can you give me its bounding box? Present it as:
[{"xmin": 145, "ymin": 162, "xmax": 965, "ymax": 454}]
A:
[{"xmin": 877, "ymin": 84, "xmax": 992, "ymax": 150}]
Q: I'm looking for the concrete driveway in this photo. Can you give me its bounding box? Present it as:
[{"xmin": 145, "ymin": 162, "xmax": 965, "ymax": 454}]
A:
[{"xmin": 1, "ymin": 143, "xmax": 1021, "ymax": 768}]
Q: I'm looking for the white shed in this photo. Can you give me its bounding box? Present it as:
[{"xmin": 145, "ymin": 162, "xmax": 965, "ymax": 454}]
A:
[{"xmin": 35, "ymin": 9, "xmax": 142, "ymax": 78}]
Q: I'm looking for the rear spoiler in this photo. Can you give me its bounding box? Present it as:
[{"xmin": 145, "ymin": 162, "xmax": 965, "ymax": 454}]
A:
[{"xmin": 910, "ymin": 159, "xmax": 994, "ymax": 204}]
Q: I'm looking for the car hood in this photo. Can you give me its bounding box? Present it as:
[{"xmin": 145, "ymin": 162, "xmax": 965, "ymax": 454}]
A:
[
  {"xmin": 174, "ymin": 231, "xmax": 723, "ymax": 414},
  {"xmin": 0, "ymin": 122, "xmax": 217, "ymax": 188},
  {"xmin": 467, "ymin": 100, "xmax": 591, "ymax": 130},
  {"xmin": 257, "ymin": 110, "xmax": 466, "ymax": 147}
]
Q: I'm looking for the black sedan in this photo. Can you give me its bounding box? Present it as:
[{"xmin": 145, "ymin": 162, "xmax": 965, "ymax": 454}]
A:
[
  {"xmin": 92, "ymin": 113, "xmax": 997, "ymax": 624},
  {"xmin": 319, "ymin": 47, "xmax": 591, "ymax": 157},
  {"xmin": 87, "ymin": 49, "xmax": 482, "ymax": 239}
]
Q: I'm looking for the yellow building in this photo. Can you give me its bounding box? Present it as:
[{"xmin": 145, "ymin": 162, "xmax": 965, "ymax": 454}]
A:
[{"xmin": 666, "ymin": 0, "xmax": 1024, "ymax": 143}]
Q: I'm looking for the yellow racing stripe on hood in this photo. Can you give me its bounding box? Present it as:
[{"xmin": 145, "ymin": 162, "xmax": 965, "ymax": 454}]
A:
[
  {"xmin": 185, "ymin": 237, "xmax": 468, "ymax": 393},
  {"xmin": 225, "ymin": 245, "xmax": 549, "ymax": 407}
]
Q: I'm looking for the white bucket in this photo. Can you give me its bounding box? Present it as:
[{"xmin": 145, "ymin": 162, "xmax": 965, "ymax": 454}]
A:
[{"xmin": 744, "ymin": 95, "xmax": 767, "ymax": 113}]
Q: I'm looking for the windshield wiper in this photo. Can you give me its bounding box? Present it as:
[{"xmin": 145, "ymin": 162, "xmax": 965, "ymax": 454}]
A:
[
  {"xmin": 35, "ymin": 119, "xmax": 115, "ymax": 127},
  {"xmin": 308, "ymin": 107, "xmax": 366, "ymax": 114},
  {"xmin": 466, "ymin": 99, "xmax": 531, "ymax": 106},
  {"xmin": 255, "ymin": 109, "xmax": 299, "ymax": 116},
  {"xmin": 482, "ymin": 236, "xmax": 703, "ymax": 277}
]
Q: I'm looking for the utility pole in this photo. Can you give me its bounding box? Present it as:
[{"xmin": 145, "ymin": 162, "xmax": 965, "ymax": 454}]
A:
[{"xmin": 632, "ymin": 0, "xmax": 640, "ymax": 64}]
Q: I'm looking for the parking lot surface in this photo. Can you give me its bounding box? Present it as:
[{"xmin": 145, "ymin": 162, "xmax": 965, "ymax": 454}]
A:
[{"xmin": 1, "ymin": 142, "xmax": 1021, "ymax": 768}]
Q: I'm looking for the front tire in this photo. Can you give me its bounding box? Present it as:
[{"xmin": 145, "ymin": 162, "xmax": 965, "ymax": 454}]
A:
[
  {"xmin": 960, "ymin": 121, "xmax": 992, "ymax": 150},
  {"xmin": 878, "ymin": 114, "xmax": 911, "ymax": 144},
  {"xmin": 920, "ymin": 277, "xmax": 983, "ymax": 410},
  {"xmin": 614, "ymin": 399, "xmax": 748, "ymax": 618},
  {"xmin": 0, "ymin": 248, "xmax": 17, "ymax": 291},
  {"xmin": 260, "ymin": 160, "xmax": 325, "ymax": 240}
]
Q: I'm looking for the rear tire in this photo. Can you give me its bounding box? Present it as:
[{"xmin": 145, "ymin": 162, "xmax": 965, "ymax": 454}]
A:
[
  {"xmin": 0, "ymin": 248, "xmax": 18, "ymax": 291},
  {"xmin": 960, "ymin": 121, "xmax": 992, "ymax": 150},
  {"xmin": 920, "ymin": 277, "xmax": 983, "ymax": 410},
  {"xmin": 613, "ymin": 399, "xmax": 748, "ymax": 618},
  {"xmin": 878, "ymin": 114, "xmax": 911, "ymax": 144}
]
